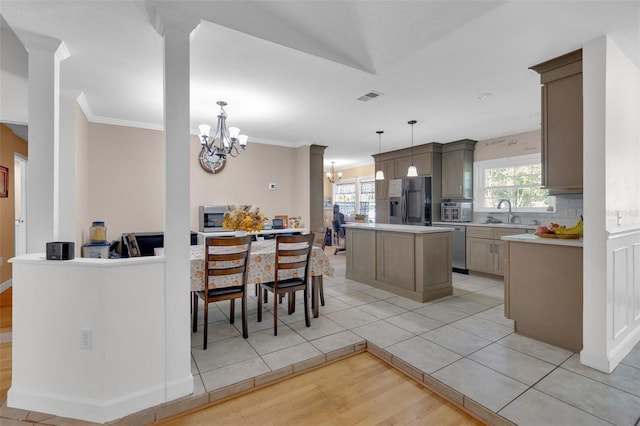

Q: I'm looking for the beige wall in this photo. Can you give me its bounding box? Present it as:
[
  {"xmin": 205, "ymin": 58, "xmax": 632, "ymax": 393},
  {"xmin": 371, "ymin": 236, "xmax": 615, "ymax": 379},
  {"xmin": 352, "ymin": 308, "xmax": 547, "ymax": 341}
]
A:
[
  {"xmin": 0, "ymin": 124, "xmax": 28, "ymax": 283},
  {"xmin": 474, "ymin": 130, "xmax": 541, "ymax": 161},
  {"xmin": 86, "ymin": 123, "xmax": 309, "ymax": 243}
]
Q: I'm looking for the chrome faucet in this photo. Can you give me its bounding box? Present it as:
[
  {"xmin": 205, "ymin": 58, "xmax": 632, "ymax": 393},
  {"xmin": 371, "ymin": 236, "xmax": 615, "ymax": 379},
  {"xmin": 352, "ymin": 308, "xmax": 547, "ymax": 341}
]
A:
[{"xmin": 497, "ymin": 199, "xmax": 512, "ymax": 224}]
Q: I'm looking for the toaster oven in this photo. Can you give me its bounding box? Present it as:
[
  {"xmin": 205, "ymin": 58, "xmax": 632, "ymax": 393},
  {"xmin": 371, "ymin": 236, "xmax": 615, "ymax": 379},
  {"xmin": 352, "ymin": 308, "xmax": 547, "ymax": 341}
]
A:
[
  {"xmin": 198, "ymin": 205, "xmax": 228, "ymax": 232},
  {"xmin": 441, "ymin": 202, "xmax": 472, "ymax": 222}
]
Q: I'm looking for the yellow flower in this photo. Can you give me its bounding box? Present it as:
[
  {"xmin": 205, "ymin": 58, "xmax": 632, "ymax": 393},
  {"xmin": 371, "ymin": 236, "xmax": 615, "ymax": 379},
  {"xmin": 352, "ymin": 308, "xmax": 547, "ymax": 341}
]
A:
[{"xmin": 222, "ymin": 205, "xmax": 265, "ymax": 232}]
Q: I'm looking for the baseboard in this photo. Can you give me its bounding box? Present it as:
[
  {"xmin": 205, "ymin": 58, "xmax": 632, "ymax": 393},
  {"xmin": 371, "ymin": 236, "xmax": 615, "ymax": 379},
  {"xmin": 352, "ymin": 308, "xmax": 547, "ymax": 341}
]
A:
[
  {"xmin": 165, "ymin": 373, "xmax": 194, "ymax": 401},
  {"xmin": 0, "ymin": 279, "xmax": 12, "ymax": 293},
  {"xmin": 7, "ymin": 382, "xmax": 166, "ymax": 423}
]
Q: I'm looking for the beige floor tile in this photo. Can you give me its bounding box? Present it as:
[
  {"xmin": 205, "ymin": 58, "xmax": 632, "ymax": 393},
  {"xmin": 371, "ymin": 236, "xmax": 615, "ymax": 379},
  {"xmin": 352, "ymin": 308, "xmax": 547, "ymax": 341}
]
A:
[
  {"xmin": 200, "ymin": 357, "xmax": 270, "ymax": 391},
  {"xmin": 384, "ymin": 310, "xmax": 444, "ymax": 335},
  {"xmin": 535, "ymin": 368, "xmax": 640, "ymax": 425},
  {"xmin": 386, "ymin": 335, "xmax": 461, "ymax": 374},
  {"xmin": 309, "ymin": 330, "xmax": 364, "ymax": 353},
  {"xmin": 356, "ymin": 300, "xmax": 407, "ymax": 319},
  {"xmin": 261, "ymin": 342, "xmax": 323, "ymax": 371},
  {"xmin": 351, "ymin": 320, "xmax": 414, "ymax": 348},
  {"xmin": 432, "ymin": 358, "xmax": 528, "ymax": 413},
  {"xmin": 499, "ymin": 388, "xmax": 611, "ymax": 426},
  {"xmin": 497, "ymin": 333, "xmax": 573, "ymax": 365},
  {"xmin": 421, "ymin": 324, "xmax": 492, "ymax": 356}
]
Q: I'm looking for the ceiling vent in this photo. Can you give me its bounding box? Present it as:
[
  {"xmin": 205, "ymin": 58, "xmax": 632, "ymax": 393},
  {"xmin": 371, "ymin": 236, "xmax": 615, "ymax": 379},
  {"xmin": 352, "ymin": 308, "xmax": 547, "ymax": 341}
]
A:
[{"xmin": 356, "ymin": 91, "xmax": 383, "ymax": 102}]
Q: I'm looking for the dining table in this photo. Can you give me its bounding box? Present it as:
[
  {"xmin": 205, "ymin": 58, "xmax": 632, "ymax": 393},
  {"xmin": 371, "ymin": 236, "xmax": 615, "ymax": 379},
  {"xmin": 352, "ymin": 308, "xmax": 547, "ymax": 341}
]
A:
[{"xmin": 155, "ymin": 239, "xmax": 334, "ymax": 318}]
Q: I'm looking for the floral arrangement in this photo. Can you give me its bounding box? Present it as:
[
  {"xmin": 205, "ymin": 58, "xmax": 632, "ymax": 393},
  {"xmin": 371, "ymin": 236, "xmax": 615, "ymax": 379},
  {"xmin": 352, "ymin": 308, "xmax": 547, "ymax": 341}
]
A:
[
  {"xmin": 289, "ymin": 216, "xmax": 301, "ymax": 228},
  {"xmin": 222, "ymin": 205, "xmax": 265, "ymax": 232}
]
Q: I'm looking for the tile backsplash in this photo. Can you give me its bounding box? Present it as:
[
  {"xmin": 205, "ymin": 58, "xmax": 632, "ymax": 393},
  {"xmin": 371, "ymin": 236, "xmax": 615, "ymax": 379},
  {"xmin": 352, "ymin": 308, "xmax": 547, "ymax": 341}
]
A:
[{"xmin": 472, "ymin": 194, "xmax": 584, "ymax": 227}]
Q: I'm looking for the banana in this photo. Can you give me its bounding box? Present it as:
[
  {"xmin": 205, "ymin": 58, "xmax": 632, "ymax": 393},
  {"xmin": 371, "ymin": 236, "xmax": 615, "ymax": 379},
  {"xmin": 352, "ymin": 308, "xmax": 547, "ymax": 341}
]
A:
[{"xmin": 553, "ymin": 216, "xmax": 583, "ymax": 236}]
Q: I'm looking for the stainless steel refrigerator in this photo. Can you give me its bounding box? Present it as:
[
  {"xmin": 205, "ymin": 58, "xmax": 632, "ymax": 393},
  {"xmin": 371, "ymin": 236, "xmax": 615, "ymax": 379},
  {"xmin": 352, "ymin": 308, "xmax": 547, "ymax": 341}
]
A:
[{"xmin": 388, "ymin": 177, "xmax": 432, "ymax": 226}]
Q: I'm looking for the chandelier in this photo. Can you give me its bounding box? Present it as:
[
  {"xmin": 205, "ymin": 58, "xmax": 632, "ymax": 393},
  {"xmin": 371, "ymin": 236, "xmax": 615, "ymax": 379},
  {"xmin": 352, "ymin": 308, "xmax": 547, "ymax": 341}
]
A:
[
  {"xmin": 198, "ymin": 101, "xmax": 248, "ymax": 158},
  {"xmin": 326, "ymin": 162, "xmax": 342, "ymax": 184}
]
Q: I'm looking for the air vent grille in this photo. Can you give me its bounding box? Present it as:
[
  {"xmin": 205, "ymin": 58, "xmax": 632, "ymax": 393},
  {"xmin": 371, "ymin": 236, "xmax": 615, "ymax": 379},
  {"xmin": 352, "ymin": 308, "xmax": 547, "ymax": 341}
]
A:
[{"xmin": 356, "ymin": 91, "xmax": 383, "ymax": 102}]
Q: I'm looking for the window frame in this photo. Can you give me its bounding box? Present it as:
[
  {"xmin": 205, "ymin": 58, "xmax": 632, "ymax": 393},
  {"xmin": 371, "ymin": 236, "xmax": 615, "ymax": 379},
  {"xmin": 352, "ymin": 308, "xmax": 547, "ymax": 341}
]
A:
[
  {"xmin": 332, "ymin": 176, "xmax": 376, "ymax": 221},
  {"xmin": 473, "ymin": 154, "xmax": 555, "ymax": 213}
]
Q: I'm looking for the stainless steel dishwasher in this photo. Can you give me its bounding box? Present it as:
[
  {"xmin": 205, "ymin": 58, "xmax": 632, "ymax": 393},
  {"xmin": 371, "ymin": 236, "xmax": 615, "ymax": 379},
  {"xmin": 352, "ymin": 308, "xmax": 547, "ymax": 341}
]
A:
[{"xmin": 433, "ymin": 224, "xmax": 467, "ymax": 274}]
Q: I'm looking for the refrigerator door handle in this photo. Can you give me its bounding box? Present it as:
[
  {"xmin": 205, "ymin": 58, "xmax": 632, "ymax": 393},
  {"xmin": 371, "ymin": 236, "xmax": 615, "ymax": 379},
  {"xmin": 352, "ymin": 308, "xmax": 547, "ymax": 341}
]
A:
[{"xmin": 402, "ymin": 188, "xmax": 408, "ymax": 223}]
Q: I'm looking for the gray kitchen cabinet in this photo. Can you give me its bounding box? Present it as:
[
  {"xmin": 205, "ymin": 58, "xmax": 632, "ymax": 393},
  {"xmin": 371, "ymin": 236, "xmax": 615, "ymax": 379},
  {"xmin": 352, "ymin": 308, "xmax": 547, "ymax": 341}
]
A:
[
  {"xmin": 530, "ymin": 49, "xmax": 583, "ymax": 192},
  {"xmin": 394, "ymin": 152, "xmax": 432, "ymax": 178},
  {"xmin": 441, "ymin": 140, "xmax": 476, "ymax": 199},
  {"xmin": 372, "ymin": 143, "xmax": 443, "ymax": 223},
  {"xmin": 466, "ymin": 226, "xmax": 529, "ymax": 276}
]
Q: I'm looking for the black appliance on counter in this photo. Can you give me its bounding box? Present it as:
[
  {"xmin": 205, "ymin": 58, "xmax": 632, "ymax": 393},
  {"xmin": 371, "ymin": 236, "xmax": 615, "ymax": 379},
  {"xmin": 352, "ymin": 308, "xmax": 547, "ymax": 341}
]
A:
[{"xmin": 388, "ymin": 177, "xmax": 432, "ymax": 226}]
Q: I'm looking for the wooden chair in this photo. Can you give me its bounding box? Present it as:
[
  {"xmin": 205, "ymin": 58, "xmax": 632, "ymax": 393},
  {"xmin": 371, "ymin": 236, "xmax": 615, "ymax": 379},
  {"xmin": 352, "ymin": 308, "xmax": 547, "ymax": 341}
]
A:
[
  {"xmin": 193, "ymin": 235, "xmax": 252, "ymax": 349},
  {"xmin": 311, "ymin": 228, "xmax": 326, "ymax": 306},
  {"xmin": 257, "ymin": 233, "xmax": 314, "ymax": 336}
]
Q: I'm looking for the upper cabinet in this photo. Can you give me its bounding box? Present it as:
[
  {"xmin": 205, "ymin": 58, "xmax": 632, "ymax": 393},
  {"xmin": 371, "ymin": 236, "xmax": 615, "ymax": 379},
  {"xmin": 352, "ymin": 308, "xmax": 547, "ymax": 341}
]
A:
[
  {"xmin": 441, "ymin": 140, "xmax": 476, "ymax": 199},
  {"xmin": 530, "ymin": 49, "xmax": 583, "ymax": 192}
]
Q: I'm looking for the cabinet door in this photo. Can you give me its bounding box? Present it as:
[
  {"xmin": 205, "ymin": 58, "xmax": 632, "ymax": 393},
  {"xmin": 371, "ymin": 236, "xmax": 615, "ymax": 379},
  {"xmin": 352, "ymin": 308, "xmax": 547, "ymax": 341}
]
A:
[
  {"xmin": 375, "ymin": 199, "xmax": 388, "ymax": 224},
  {"xmin": 442, "ymin": 149, "xmax": 473, "ymax": 199},
  {"xmin": 442, "ymin": 150, "xmax": 464, "ymax": 198},
  {"xmin": 394, "ymin": 153, "xmax": 432, "ymax": 178},
  {"xmin": 466, "ymin": 237, "xmax": 495, "ymax": 274},
  {"xmin": 542, "ymin": 71, "xmax": 583, "ymax": 190},
  {"xmin": 414, "ymin": 153, "xmax": 432, "ymax": 176},
  {"xmin": 495, "ymin": 240, "xmax": 508, "ymax": 275},
  {"xmin": 395, "ymin": 157, "xmax": 413, "ymax": 179}
]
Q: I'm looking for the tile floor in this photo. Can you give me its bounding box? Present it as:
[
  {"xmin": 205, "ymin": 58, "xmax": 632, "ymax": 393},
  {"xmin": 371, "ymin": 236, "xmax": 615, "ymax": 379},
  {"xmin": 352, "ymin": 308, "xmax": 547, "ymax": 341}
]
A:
[
  {"xmin": 188, "ymin": 252, "xmax": 640, "ymax": 426},
  {"xmin": 2, "ymin": 251, "xmax": 640, "ymax": 425}
]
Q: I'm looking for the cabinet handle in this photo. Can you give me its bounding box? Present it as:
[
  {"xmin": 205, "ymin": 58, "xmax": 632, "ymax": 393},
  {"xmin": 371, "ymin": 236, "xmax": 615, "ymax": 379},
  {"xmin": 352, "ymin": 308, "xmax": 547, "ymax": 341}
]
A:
[
  {"xmin": 460, "ymin": 185, "xmax": 463, "ymax": 194},
  {"xmin": 489, "ymin": 243, "xmax": 493, "ymax": 254}
]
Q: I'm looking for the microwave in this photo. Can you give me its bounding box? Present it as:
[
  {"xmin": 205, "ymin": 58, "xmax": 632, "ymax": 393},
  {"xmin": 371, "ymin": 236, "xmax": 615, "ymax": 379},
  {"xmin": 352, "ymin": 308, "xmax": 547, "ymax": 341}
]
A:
[
  {"xmin": 441, "ymin": 202, "xmax": 472, "ymax": 222},
  {"xmin": 199, "ymin": 205, "xmax": 228, "ymax": 232}
]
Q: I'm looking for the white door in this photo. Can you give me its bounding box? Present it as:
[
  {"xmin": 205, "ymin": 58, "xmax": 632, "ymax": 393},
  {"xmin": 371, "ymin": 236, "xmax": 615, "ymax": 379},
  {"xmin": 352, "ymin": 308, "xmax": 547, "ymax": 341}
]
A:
[{"xmin": 14, "ymin": 155, "xmax": 27, "ymax": 256}]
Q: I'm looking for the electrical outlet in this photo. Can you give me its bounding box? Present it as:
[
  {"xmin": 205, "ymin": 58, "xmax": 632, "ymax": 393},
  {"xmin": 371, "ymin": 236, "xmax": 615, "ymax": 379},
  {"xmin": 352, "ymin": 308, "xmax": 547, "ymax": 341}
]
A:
[
  {"xmin": 81, "ymin": 329, "xmax": 92, "ymax": 350},
  {"xmin": 617, "ymin": 210, "xmax": 623, "ymax": 226}
]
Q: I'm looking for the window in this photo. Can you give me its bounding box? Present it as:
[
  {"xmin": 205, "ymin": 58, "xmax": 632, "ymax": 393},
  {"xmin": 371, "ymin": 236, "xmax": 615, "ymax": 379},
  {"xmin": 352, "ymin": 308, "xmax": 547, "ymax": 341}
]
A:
[
  {"xmin": 333, "ymin": 177, "xmax": 376, "ymax": 221},
  {"xmin": 333, "ymin": 180, "xmax": 356, "ymax": 217},
  {"xmin": 474, "ymin": 154, "xmax": 554, "ymax": 212},
  {"xmin": 358, "ymin": 178, "xmax": 376, "ymax": 221}
]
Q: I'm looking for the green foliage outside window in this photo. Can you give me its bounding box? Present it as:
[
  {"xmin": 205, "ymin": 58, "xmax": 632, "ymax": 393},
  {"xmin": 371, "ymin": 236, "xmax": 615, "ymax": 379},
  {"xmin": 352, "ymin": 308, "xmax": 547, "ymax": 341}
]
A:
[{"xmin": 476, "ymin": 155, "xmax": 551, "ymax": 211}]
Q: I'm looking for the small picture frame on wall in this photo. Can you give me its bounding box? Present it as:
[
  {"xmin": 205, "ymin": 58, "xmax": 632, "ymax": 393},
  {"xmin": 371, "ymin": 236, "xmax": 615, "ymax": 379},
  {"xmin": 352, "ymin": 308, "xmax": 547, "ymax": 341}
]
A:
[{"xmin": 0, "ymin": 165, "xmax": 8, "ymax": 198}]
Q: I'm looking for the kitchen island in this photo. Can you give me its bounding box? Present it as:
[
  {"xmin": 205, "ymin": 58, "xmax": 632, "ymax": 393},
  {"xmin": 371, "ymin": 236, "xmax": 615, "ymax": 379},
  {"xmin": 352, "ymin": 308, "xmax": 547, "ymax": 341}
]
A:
[
  {"xmin": 502, "ymin": 233, "xmax": 583, "ymax": 352},
  {"xmin": 343, "ymin": 223, "xmax": 453, "ymax": 302}
]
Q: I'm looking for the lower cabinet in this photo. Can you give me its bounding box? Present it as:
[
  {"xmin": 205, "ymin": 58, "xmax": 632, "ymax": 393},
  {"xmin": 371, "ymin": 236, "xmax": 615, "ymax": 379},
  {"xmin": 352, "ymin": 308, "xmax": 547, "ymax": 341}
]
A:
[{"xmin": 466, "ymin": 227, "xmax": 532, "ymax": 276}]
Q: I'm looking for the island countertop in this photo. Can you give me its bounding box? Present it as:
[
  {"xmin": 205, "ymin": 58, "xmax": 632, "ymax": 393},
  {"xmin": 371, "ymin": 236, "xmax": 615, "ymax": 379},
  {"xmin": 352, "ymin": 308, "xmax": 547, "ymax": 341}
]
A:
[
  {"xmin": 502, "ymin": 233, "xmax": 583, "ymax": 247},
  {"xmin": 342, "ymin": 223, "xmax": 453, "ymax": 233}
]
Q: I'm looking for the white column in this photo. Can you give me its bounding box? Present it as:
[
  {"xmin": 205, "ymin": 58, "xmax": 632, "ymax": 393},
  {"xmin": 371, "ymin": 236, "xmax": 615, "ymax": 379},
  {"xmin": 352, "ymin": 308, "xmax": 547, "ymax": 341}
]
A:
[
  {"xmin": 16, "ymin": 31, "xmax": 69, "ymax": 253},
  {"xmin": 58, "ymin": 90, "xmax": 81, "ymax": 249},
  {"xmin": 153, "ymin": 8, "xmax": 200, "ymax": 400}
]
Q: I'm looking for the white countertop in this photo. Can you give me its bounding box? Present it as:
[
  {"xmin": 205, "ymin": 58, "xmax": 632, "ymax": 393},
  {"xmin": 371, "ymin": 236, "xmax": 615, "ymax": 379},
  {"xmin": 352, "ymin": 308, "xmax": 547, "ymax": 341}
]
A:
[
  {"xmin": 343, "ymin": 223, "xmax": 453, "ymax": 233},
  {"xmin": 432, "ymin": 221, "xmax": 536, "ymax": 230},
  {"xmin": 501, "ymin": 233, "xmax": 583, "ymax": 247},
  {"xmin": 10, "ymin": 253, "xmax": 165, "ymax": 266}
]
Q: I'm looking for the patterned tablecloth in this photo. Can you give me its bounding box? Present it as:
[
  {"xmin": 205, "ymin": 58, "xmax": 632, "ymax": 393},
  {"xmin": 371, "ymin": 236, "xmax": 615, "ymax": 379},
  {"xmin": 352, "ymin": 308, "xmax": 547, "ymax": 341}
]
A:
[{"xmin": 155, "ymin": 239, "xmax": 334, "ymax": 291}]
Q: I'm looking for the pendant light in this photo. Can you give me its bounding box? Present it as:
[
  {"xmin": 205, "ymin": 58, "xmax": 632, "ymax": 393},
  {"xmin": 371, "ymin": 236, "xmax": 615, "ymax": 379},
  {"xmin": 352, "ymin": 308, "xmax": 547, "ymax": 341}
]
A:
[
  {"xmin": 375, "ymin": 130, "xmax": 385, "ymax": 180},
  {"xmin": 407, "ymin": 120, "xmax": 418, "ymax": 177}
]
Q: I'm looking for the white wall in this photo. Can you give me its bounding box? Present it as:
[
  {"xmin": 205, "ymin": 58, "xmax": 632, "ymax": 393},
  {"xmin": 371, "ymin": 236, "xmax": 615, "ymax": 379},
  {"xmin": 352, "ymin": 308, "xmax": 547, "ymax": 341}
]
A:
[
  {"xmin": 582, "ymin": 35, "xmax": 640, "ymax": 373},
  {"xmin": 86, "ymin": 123, "xmax": 309, "ymax": 244}
]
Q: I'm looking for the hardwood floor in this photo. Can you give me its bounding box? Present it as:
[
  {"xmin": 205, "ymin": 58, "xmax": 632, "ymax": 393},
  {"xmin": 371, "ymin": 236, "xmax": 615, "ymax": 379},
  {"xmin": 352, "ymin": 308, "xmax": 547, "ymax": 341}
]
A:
[
  {"xmin": 157, "ymin": 352, "xmax": 483, "ymax": 426},
  {"xmin": 0, "ymin": 341, "xmax": 10, "ymax": 402},
  {"xmin": 0, "ymin": 287, "xmax": 11, "ymax": 333},
  {"xmin": 0, "ymin": 287, "xmax": 12, "ymax": 402}
]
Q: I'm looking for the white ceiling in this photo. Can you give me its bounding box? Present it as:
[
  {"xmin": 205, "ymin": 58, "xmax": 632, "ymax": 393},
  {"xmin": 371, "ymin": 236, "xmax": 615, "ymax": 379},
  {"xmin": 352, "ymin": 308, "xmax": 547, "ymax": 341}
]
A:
[{"xmin": 1, "ymin": 1, "xmax": 638, "ymax": 170}]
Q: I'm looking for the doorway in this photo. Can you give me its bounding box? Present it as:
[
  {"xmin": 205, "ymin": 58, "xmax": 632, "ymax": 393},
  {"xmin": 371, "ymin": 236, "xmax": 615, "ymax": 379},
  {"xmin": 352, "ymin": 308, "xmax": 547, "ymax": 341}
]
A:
[{"xmin": 14, "ymin": 154, "xmax": 27, "ymax": 257}]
